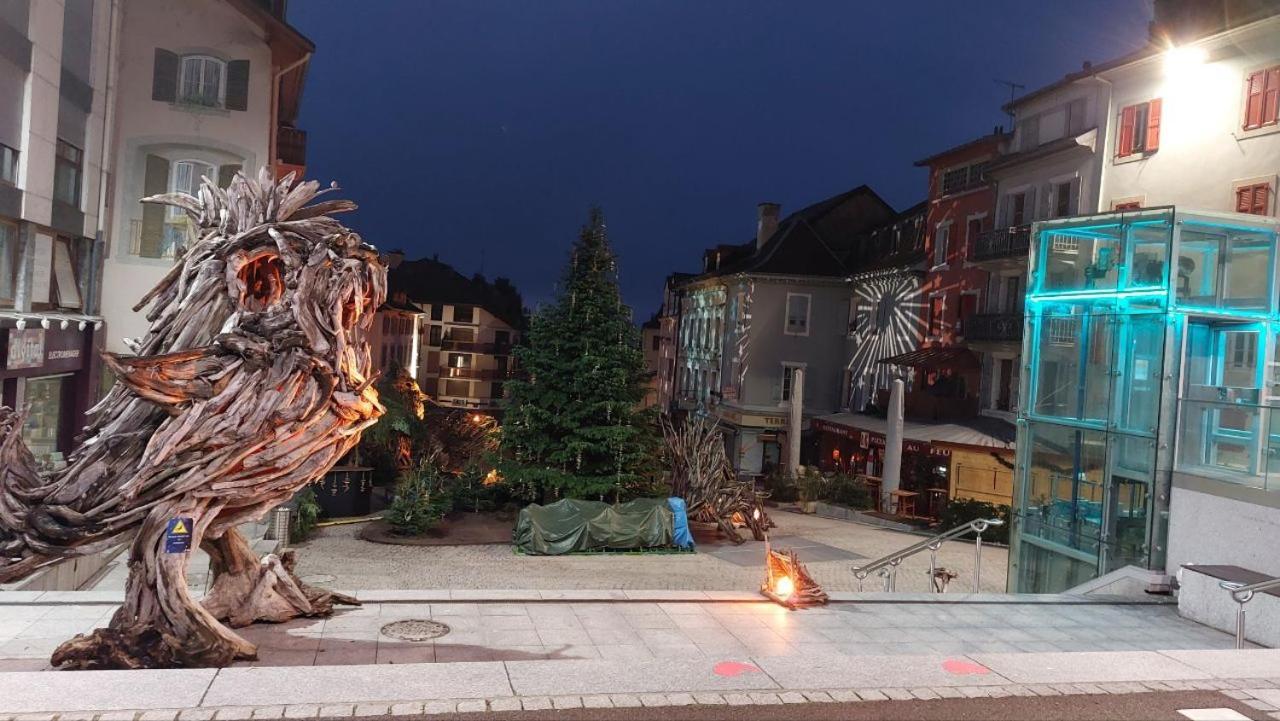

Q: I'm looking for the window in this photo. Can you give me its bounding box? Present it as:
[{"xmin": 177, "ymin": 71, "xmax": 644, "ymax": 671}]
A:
[
  {"xmin": 453, "ymin": 305, "xmax": 475, "ymax": 323},
  {"xmin": 1046, "ymin": 316, "xmax": 1078, "ymax": 345},
  {"xmin": 651, "ymin": 334, "xmax": 660, "ymax": 351},
  {"xmin": 875, "ymin": 295, "xmax": 892, "ymax": 330},
  {"xmin": 1236, "ymin": 182, "xmax": 1272, "ymax": 215},
  {"xmin": 1066, "ymin": 97, "xmax": 1088, "ymax": 135},
  {"xmin": 1052, "ymin": 180, "xmax": 1074, "ymax": 218},
  {"xmin": 966, "ymin": 217, "xmax": 983, "ymax": 256},
  {"xmin": 784, "ymin": 293, "xmax": 810, "ymax": 335},
  {"xmin": 1114, "ymin": 200, "xmax": 1143, "ymax": 211},
  {"xmin": 382, "ymin": 315, "xmax": 390, "ymax": 333},
  {"xmin": 1117, "ymin": 99, "xmax": 1161, "ymax": 157},
  {"xmin": 1009, "ymin": 191, "xmax": 1029, "ymax": 226},
  {"xmin": 0, "ymin": 144, "xmax": 17, "ymax": 185},
  {"xmin": 179, "ymin": 56, "xmax": 225, "ymax": 107},
  {"xmin": 0, "ymin": 220, "xmax": 15, "ymax": 306},
  {"xmin": 1243, "ymin": 66, "xmax": 1280, "ymax": 130},
  {"xmin": 494, "ymin": 330, "xmax": 510, "ymax": 347},
  {"xmin": 431, "ymin": 305, "xmax": 443, "ymax": 321},
  {"xmin": 53, "ymin": 139, "xmax": 82, "ymax": 206},
  {"xmin": 940, "ymin": 162, "xmax": 987, "ymax": 196},
  {"xmin": 848, "ymin": 299, "xmax": 861, "ymax": 336},
  {"xmin": 928, "ymin": 296, "xmax": 945, "ymax": 337},
  {"xmin": 428, "ymin": 325, "xmax": 442, "ymax": 346},
  {"xmin": 1051, "ymin": 236, "xmax": 1079, "ymax": 254},
  {"xmin": 781, "ymin": 365, "xmax": 801, "ymax": 402},
  {"xmin": 1019, "ymin": 115, "xmax": 1040, "ymax": 150},
  {"xmin": 933, "ymin": 224, "xmax": 950, "ymax": 267}
]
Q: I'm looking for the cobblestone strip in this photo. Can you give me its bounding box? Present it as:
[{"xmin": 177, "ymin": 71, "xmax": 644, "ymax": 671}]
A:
[{"xmin": 3, "ymin": 678, "xmax": 1273, "ymax": 720}]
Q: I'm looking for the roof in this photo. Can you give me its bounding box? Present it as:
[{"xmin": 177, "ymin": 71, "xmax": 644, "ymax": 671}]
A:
[
  {"xmin": 877, "ymin": 346, "xmax": 979, "ymax": 370},
  {"xmin": 985, "ymin": 129, "xmax": 1098, "ymax": 175},
  {"xmin": 388, "ymin": 256, "xmax": 525, "ymax": 329},
  {"xmin": 913, "ymin": 131, "xmax": 1008, "ymax": 167},
  {"xmin": 684, "ymin": 185, "xmax": 898, "ymax": 284},
  {"xmin": 1003, "ymin": 47, "xmax": 1156, "ymax": 113},
  {"xmin": 814, "ymin": 412, "xmax": 1015, "ymax": 449},
  {"xmin": 844, "ymin": 200, "xmax": 928, "ymax": 275}
]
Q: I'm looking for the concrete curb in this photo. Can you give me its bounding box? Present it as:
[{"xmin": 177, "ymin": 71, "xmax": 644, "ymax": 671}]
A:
[
  {"xmin": 2, "ymin": 649, "xmax": 1279, "ymax": 718},
  {"xmin": 0, "ymin": 589, "xmax": 1173, "ymax": 606}
]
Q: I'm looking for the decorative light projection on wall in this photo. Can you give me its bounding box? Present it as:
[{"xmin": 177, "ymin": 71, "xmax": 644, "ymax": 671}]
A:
[
  {"xmin": 729, "ymin": 281, "xmax": 754, "ymax": 397},
  {"xmin": 845, "ymin": 273, "xmax": 926, "ymax": 411}
]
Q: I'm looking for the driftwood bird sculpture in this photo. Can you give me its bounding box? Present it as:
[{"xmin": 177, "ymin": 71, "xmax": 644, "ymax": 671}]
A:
[{"xmin": 0, "ymin": 169, "xmax": 386, "ymax": 669}]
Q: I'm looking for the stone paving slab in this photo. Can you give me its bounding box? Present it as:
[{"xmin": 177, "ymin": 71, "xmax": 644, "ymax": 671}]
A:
[
  {"xmin": 756, "ymin": 653, "xmax": 1012, "ymax": 689},
  {"xmin": 1161, "ymin": 650, "xmax": 1280, "ymax": 679},
  {"xmin": 504, "ymin": 657, "xmax": 781, "ymax": 696},
  {"xmin": 201, "ymin": 663, "xmax": 511, "ymax": 707},
  {"xmin": 0, "ymin": 668, "xmax": 217, "ymax": 713},
  {"xmin": 971, "ymin": 651, "xmax": 1208, "ymax": 684}
]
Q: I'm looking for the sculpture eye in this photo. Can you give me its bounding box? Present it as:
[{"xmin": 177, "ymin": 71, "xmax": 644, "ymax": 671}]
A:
[{"xmin": 238, "ymin": 253, "xmax": 284, "ymax": 312}]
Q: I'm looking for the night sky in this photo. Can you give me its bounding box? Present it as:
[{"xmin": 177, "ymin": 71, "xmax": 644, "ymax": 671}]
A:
[{"xmin": 290, "ymin": 1, "xmax": 1153, "ymax": 314}]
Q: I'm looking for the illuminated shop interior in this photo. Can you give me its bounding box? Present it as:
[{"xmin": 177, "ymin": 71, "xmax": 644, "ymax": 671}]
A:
[{"xmin": 1012, "ymin": 207, "xmax": 1280, "ymax": 592}]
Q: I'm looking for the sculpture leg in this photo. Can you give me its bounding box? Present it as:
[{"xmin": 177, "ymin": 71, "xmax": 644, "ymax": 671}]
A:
[
  {"xmin": 51, "ymin": 505, "xmax": 257, "ymax": 669},
  {"xmin": 201, "ymin": 527, "xmax": 357, "ymax": 628}
]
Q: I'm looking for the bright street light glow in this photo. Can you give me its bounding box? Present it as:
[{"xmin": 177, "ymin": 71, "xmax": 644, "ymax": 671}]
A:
[{"xmin": 1164, "ymin": 45, "xmax": 1206, "ymax": 78}]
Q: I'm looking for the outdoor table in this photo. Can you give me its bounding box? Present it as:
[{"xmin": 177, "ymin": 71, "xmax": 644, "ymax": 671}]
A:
[{"xmin": 889, "ymin": 489, "xmax": 918, "ymax": 518}]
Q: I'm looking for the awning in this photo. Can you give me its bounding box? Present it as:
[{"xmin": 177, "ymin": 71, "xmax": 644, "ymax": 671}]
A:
[
  {"xmin": 813, "ymin": 412, "xmax": 1015, "ymax": 450},
  {"xmin": 876, "ymin": 346, "xmax": 979, "ymax": 370}
]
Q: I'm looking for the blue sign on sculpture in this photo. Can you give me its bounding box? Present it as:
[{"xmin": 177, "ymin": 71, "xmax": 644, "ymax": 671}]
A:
[{"xmin": 164, "ymin": 517, "xmax": 193, "ymax": 553}]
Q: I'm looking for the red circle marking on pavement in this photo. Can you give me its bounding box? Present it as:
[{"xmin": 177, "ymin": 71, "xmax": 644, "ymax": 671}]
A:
[
  {"xmin": 942, "ymin": 659, "xmax": 992, "ymax": 675},
  {"xmin": 713, "ymin": 661, "xmax": 762, "ymax": 677}
]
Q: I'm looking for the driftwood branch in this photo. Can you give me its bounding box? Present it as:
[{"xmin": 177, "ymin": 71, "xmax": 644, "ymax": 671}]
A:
[{"xmin": 661, "ymin": 415, "xmax": 772, "ymax": 544}]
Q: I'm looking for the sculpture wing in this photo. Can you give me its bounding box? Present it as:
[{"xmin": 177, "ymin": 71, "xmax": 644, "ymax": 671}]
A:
[{"xmin": 103, "ymin": 349, "xmax": 239, "ymax": 412}]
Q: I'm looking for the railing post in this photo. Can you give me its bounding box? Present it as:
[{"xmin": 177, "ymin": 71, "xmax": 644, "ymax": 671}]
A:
[
  {"xmin": 973, "ymin": 528, "xmax": 984, "ymax": 593},
  {"xmin": 1236, "ymin": 604, "xmax": 1246, "ymax": 649},
  {"xmin": 928, "ymin": 547, "xmax": 937, "ymax": 593}
]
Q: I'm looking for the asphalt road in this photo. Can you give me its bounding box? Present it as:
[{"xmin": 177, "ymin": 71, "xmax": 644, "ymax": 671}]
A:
[{"xmin": 336, "ymin": 691, "xmax": 1262, "ymax": 721}]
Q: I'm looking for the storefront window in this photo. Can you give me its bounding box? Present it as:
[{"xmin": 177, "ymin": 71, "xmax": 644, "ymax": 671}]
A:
[{"xmin": 20, "ymin": 375, "xmax": 67, "ymax": 466}]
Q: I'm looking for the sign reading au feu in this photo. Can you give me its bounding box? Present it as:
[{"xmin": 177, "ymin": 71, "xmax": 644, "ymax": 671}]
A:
[{"xmin": 164, "ymin": 517, "xmax": 193, "ymax": 553}]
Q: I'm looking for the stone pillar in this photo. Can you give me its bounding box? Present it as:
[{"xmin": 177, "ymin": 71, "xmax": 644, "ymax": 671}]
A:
[
  {"xmin": 788, "ymin": 367, "xmax": 804, "ymax": 478},
  {"xmin": 882, "ymin": 378, "xmax": 904, "ymax": 495}
]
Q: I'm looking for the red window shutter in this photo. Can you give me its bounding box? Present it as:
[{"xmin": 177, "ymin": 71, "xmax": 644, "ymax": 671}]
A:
[
  {"xmin": 1265, "ymin": 67, "xmax": 1280, "ymax": 126},
  {"xmin": 1246, "ymin": 70, "xmax": 1266, "ymax": 129},
  {"xmin": 1144, "ymin": 99, "xmax": 1162, "ymax": 152},
  {"xmin": 1237, "ymin": 186, "xmax": 1253, "ymax": 213},
  {"xmin": 1254, "ymin": 184, "xmax": 1271, "ymax": 214},
  {"xmin": 1118, "ymin": 105, "xmax": 1136, "ymax": 157}
]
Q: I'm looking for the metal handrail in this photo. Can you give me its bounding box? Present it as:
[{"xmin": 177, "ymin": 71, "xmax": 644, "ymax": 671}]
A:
[
  {"xmin": 1220, "ymin": 575, "xmax": 1280, "ymax": 648},
  {"xmin": 852, "ymin": 518, "xmax": 1004, "ymax": 593}
]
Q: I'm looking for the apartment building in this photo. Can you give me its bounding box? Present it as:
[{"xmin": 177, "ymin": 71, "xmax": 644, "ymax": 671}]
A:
[
  {"xmin": 0, "ymin": 0, "xmax": 115, "ymax": 467},
  {"xmin": 388, "ymin": 255, "xmax": 523, "ymax": 415},
  {"xmin": 648, "ymin": 272, "xmax": 687, "ymax": 413},
  {"xmin": 98, "ymin": 0, "xmax": 312, "ymax": 359}
]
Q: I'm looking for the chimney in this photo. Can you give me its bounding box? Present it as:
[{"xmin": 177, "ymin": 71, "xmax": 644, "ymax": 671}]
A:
[{"xmin": 756, "ymin": 202, "xmax": 781, "ymax": 251}]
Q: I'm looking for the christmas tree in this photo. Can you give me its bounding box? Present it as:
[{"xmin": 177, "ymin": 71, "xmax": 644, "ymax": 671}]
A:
[{"xmin": 502, "ymin": 207, "xmax": 658, "ymax": 501}]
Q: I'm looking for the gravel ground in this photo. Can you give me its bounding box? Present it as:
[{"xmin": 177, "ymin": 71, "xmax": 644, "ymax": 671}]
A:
[{"xmin": 292, "ymin": 512, "xmax": 1009, "ymax": 593}]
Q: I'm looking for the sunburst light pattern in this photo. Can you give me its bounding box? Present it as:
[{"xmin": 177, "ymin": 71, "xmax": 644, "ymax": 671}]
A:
[{"xmin": 845, "ymin": 272, "xmax": 927, "ymax": 411}]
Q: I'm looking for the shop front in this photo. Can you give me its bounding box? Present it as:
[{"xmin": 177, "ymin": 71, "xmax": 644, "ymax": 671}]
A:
[
  {"xmin": 713, "ymin": 404, "xmax": 789, "ymax": 478},
  {"xmin": 1, "ymin": 324, "xmax": 98, "ymax": 469}
]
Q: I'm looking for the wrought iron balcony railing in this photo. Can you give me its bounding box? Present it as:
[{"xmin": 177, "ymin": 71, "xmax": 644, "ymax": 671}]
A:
[
  {"xmin": 963, "ymin": 313, "xmax": 1023, "ymax": 342},
  {"xmin": 970, "ymin": 225, "xmax": 1031, "ymax": 262}
]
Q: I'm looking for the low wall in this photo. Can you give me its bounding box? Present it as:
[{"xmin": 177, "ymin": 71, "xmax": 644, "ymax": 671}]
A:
[{"xmin": 1179, "ymin": 565, "xmax": 1280, "ymax": 648}]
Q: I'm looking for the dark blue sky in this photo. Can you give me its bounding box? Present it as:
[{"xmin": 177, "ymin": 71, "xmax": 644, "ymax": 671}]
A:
[{"xmin": 290, "ymin": 1, "xmax": 1152, "ymax": 312}]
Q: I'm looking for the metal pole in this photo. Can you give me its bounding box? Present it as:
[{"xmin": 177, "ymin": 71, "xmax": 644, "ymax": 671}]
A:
[
  {"xmin": 1236, "ymin": 604, "xmax": 1246, "ymax": 649},
  {"xmin": 974, "ymin": 530, "xmax": 984, "ymax": 593},
  {"xmin": 929, "ymin": 547, "xmax": 938, "ymax": 593},
  {"xmin": 890, "ymin": 561, "xmax": 900, "ymax": 592}
]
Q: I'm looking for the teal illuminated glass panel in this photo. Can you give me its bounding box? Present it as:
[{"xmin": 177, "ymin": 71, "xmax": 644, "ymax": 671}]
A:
[
  {"xmin": 1175, "ymin": 222, "xmax": 1275, "ymax": 313},
  {"xmin": 1104, "ymin": 434, "xmax": 1155, "ymax": 572},
  {"xmin": 1021, "ymin": 422, "xmax": 1106, "ymax": 555},
  {"xmin": 1113, "ymin": 313, "xmax": 1164, "ymax": 435},
  {"xmin": 1039, "ymin": 224, "xmax": 1123, "ymax": 294},
  {"xmin": 1176, "ymin": 320, "xmax": 1265, "ymax": 482},
  {"xmin": 1030, "ymin": 308, "xmax": 1114, "ymax": 425},
  {"xmin": 1125, "ymin": 221, "xmax": 1172, "ymax": 291}
]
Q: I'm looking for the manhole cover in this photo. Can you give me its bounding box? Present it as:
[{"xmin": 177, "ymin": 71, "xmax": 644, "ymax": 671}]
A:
[{"xmin": 380, "ymin": 619, "xmax": 450, "ymax": 642}]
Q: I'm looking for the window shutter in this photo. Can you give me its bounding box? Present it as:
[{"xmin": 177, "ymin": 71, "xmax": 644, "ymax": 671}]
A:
[
  {"xmin": 152, "ymin": 49, "xmax": 178, "ymax": 102},
  {"xmin": 1144, "ymin": 98, "xmax": 1162, "ymax": 152},
  {"xmin": 1254, "ymin": 184, "xmax": 1271, "ymax": 215},
  {"xmin": 1237, "ymin": 186, "xmax": 1253, "ymax": 213},
  {"xmin": 1265, "ymin": 68, "xmax": 1280, "ymax": 126},
  {"xmin": 225, "ymin": 60, "xmax": 250, "ymax": 111},
  {"xmin": 1118, "ymin": 105, "xmax": 1136, "ymax": 156},
  {"xmin": 217, "ymin": 163, "xmax": 241, "ymax": 189},
  {"xmin": 140, "ymin": 154, "xmax": 170, "ymax": 257},
  {"xmin": 1246, "ymin": 70, "xmax": 1266, "ymax": 129}
]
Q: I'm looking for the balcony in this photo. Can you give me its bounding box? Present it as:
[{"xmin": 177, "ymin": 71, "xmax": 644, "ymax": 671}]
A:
[
  {"xmin": 441, "ymin": 339, "xmax": 512, "ymax": 354},
  {"xmin": 963, "ymin": 313, "xmax": 1024, "ymax": 343},
  {"xmin": 970, "ymin": 225, "xmax": 1031, "ymax": 263},
  {"xmin": 276, "ymin": 126, "xmax": 307, "ymax": 168}
]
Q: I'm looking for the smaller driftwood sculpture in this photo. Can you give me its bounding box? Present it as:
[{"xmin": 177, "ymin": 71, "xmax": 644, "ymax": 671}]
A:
[
  {"xmin": 762, "ymin": 547, "xmax": 828, "ymax": 609},
  {"xmin": 662, "ymin": 415, "xmax": 771, "ymax": 544}
]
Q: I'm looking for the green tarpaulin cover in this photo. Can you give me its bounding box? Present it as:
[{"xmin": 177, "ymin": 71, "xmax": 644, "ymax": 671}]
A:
[{"xmin": 513, "ymin": 498, "xmax": 675, "ymax": 555}]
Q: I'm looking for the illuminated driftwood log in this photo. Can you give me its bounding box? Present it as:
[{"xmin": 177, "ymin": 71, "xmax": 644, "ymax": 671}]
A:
[
  {"xmin": 0, "ymin": 169, "xmax": 386, "ymax": 669},
  {"xmin": 661, "ymin": 415, "xmax": 772, "ymax": 544},
  {"xmin": 762, "ymin": 547, "xmax": 828, "ymax": 609}
]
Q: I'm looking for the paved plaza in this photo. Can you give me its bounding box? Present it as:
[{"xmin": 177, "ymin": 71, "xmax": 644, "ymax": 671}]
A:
[
  {"xmin": 0, "ymin": 595, "xmax": 1244, "ymax": 671},
  {"xmin": 292, "ymin": 512, "xmax": 1009, "ymax": 593}
]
